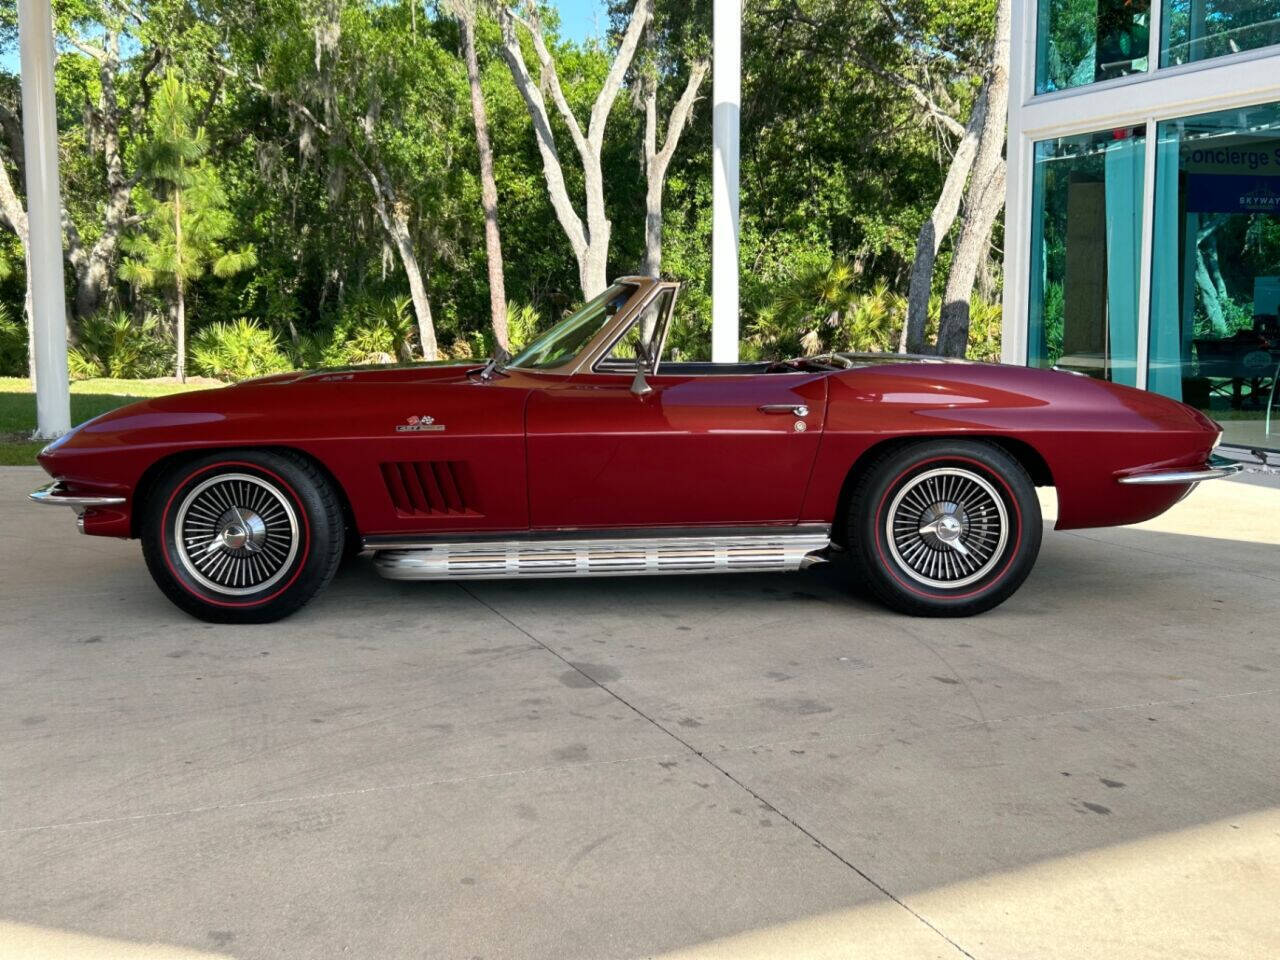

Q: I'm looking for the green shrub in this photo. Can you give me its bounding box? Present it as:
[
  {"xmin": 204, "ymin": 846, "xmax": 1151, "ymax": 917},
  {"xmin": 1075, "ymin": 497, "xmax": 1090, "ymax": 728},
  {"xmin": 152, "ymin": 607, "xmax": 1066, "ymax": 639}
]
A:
[
  {"xmin": 453, "ymin": 303, "xmax": 542, "ymax": 361},
  {"xmin": 749, "ymin": 260, "xmax": 903, "ymax": 358},
  {"xmin": 665, "ymin": 308, "xmax": 710, "ymax": 362},
  {"xmin": 0, "ymin": 303, "xmax": 27, "ymax": 376},
  {"xmin": 746, "ymin": 264, "xmax": 1000, "ymax": 362},
  {"xmin": 965, "ymin": 297, "xmax": 1003, "ymax": 363},
  {"xmin": 837, "ymin": 283, "xmax": 904, "ymax": 354},
  {"xmin": 343, "ymin": 295, "xmax": 416, "ymax": 363},
  {"xmin": 67, "ymin": 347, "xmax": 104, "ymax": 381},
  {"xmin": 449, "ymin": 336, "xmax": 477, "ymax": 360},
  {"xmin": 190, "ymin": 318, "xmax": 291, "ymax": 380},
  {"xmin": 307, "ymin": 294, "xmax": 418, "ymax": 367},
  {"xmin": 69, "ymin": 311, "xmax": 172, "ymax": 380},
  {"xmin": 505, "ymin": 302, "xmax": 543, "ymax": 353}
]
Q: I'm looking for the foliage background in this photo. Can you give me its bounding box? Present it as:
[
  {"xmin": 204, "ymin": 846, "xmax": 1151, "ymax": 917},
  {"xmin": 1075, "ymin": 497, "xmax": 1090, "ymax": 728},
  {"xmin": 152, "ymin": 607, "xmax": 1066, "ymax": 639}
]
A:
[{"xmin": 0, "ymin": 0, "xmax": 1000, "ymax": 378}]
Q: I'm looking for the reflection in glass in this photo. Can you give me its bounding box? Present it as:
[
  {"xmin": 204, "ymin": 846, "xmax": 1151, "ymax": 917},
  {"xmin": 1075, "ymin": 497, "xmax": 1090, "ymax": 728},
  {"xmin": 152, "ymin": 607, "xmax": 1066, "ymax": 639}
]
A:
[
  {"xmin": 1028, "ymin": 126, "xmax": 1147, "ymax": 385},
  {"xmin": 1162, "ymin": 0, "xmax": 1280, "ymax": 66},
  {"xmin": 1036, "ymin": 0, "xmax": 1151, "ymax": 93},
  {"xmin": 508, "ymin": 283, "xmax": 635, "ymax": 369},
  {"xmin": 1149, "ymin": 103, "xmax": 1280, "ymax": 451}
]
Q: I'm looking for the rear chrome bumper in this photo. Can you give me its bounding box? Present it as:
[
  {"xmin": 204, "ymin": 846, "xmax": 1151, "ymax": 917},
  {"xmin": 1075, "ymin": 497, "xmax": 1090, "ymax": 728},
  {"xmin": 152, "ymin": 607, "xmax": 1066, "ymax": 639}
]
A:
[
  {"xmin": 29, "ymin": 482, "xmax": 126, "ymax": 509},
  {"xmin": 1117, "ymin": 454, "xmax": 1244, "ymax": 486}
]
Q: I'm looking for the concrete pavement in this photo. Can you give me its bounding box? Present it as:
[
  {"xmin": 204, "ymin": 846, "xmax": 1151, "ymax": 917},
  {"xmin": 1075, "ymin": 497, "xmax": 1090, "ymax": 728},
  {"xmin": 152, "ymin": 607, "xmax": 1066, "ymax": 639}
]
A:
[{"xmin": 1, "ymin": 464, "xmax": 1278, "ymax": 959}]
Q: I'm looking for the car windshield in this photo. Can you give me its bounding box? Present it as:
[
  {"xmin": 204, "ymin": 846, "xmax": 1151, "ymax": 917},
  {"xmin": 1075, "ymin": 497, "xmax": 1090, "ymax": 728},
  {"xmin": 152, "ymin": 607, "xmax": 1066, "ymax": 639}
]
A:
[{"xmin": 507, "ymin": 283, "xmax": 636, "ymax": 370}]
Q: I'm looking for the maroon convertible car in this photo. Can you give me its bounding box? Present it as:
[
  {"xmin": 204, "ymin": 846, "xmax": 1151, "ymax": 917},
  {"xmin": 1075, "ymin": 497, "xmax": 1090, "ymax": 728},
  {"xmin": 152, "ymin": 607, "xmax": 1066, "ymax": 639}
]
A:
[{"xmin": 31, "ymin": 277, "xmax": 1239, "ymax": 623}]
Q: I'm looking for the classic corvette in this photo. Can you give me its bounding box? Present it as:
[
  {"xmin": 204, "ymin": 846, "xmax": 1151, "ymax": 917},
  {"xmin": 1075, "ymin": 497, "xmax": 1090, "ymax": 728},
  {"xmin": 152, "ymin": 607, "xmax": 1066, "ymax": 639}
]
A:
[{"xmin": 31, "ymin": 276, "xmax": 1240, "ymax": 623}]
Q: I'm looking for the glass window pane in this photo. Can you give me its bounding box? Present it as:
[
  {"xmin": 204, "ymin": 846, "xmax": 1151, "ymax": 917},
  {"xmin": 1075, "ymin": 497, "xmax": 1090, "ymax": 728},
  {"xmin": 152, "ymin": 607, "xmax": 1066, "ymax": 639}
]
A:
[
  {"xmin": 600, "ymin": 291, "xmax": 674, "ymax": 368},
  {"xmin": 1162, "ymin": 0, "xmax": 1280, "ymax": 66},
  {"xmin": 1149, "ymin": 103, "xmax": 1280, "ymax": 451},
  {"xmin": 1036, "ymin": 0, "xmax": 1151, "ymax": 93},
  {"xmin": 508, "ymin": 283, "xmax": 635, "ymax": 370},
  {"xmin": 1028, "ymin": 126, "xmax": 1147, "ymax": 385}
]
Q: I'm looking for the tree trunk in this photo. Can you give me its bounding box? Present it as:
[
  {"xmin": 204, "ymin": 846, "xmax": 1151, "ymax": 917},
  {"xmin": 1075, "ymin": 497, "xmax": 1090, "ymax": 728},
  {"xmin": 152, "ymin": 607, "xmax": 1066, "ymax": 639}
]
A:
[
  {"xmin": 641, "ymin": 180, "xmax": 663, "ymax": 277},
  {"xmin": 0, "ymin": 140, "xmax": 35, "ymax": 381},
  {"xmin": 1195, "ymin": 247, "xmax": 1228, "ymax": 336},
  {"xmin": 640, "ymin": 59, "xmax": 708, "ymax": 277},
  {"xmin": 175, "ymin": 279, "xmax": 186, "ymax": 382},
  {"xmin": 70, "ymin": 30, "xmax": 136, "ymax": 325},
  {"xmin": 391, "ymin": 217, "xmax": 438, "ymax": 361},
  {"xmin": 75, "ymin": 235, "xmax": 123, "ymax": 319},
  {"xmin": 932, "ymin": 0, "xmax": 1011, "ymax": 358},
  {"xmin": 1198, "ymin": 216, "xmax": 1230, "ymax": 304},
  {"xmin": 459, "ymin": 11, "xmax": 509, "ymax": 355},
  {"xmin": 936, "ymin": 163, "xmax": 1006, "ymax": 357},
  {"xmin": 641, "ymin": 82, "xmax": 660, "ymax": 275},
  {"xmin": 497, "ymin": 0, "xmax": 650, "ymax": 300},
  {"xmin": 0, "ymin": 38, "xmax": 142, "ymax": 335},
  {"xmin": 356, "ymin": 157, "xmax": 439, "ymax": 361},
  {"xmin": 174, "ymin": 186, "xmax": 186, "ymax": 382},
  {"xmin": 901, "ymin": 84, "xmax": 989, "ymax": 354},
  {"xmin": 25, "ymin": 256, "xmax": 36, "ymax": 387},
  {"xmin": 579, "ymin": 162, "xmax": 610, "ymax": 300},
  {"xmin": 1204, "ymin": 235, "xmax": 1229, "ymax": 302},
  {"xmin": 579, "ymin": 239, "xmax": 610, "ymax": 298}
]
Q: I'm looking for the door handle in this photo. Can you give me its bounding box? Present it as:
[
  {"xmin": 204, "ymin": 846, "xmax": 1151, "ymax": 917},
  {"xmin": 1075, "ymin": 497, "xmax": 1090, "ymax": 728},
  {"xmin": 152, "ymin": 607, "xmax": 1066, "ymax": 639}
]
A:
[{"xmin": 758, "ymin": 403, "xmax": 809, "ymax": 416}]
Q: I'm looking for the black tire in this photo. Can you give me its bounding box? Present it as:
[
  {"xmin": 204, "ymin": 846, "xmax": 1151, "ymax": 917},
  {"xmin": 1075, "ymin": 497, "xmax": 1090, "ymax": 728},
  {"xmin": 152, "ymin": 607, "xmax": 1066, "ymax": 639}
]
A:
[
  {"xmin": 141, "ymin": 449, "xmax": 344, "ymax": 624},
  {"xmin": 846, "ymin": 440, "xmax": 1042, "ymax": 617}
]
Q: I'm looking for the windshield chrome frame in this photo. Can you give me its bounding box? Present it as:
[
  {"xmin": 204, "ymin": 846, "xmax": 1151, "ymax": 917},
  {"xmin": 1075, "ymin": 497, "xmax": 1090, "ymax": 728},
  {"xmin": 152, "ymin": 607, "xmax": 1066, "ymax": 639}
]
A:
[{"xmin": 590, "ymin": 284, "xmax": 677, "ymax": 376}]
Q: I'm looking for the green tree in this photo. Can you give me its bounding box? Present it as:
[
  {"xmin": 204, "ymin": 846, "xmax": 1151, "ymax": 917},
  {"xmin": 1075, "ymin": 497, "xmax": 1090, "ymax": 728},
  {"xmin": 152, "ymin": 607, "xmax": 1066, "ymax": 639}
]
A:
[
  {"xmin": 121, "ymin": 72, "xmax": 256, "ymax": 381},
  {"xmin": 0, "ymin": 0, "xmax": 1015, "ymax": 373}
]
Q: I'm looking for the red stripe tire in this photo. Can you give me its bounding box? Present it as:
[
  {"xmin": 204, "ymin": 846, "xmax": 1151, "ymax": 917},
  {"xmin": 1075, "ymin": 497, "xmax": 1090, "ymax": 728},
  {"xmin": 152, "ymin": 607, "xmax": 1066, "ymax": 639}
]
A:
[
  {"xmin": 141, "ymin": 450, "xmax": 344, "ymax": 624},
  {"xmin": 846, "ymin": 440, "xmax": 1042, "ymax": 616}
]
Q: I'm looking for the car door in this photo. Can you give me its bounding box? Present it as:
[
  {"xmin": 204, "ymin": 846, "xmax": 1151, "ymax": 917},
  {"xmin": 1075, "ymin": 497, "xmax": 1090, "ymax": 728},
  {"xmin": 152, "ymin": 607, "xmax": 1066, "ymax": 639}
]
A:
[{"xmin": 525, "ymin": 292, "xmax": 828, "ymax": 529}]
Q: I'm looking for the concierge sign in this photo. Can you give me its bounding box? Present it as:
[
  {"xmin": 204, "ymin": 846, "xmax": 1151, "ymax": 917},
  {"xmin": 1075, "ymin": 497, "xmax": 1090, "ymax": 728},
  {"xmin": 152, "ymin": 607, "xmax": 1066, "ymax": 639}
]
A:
[{"xmin": 1184, "ymin": 138, "xmax": 1280, "ymax": 214}]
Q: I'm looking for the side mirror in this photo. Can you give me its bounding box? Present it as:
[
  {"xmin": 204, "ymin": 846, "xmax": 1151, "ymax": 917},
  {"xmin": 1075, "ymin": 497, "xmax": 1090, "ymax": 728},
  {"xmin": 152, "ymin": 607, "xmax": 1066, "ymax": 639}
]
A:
[{"xmin": 630, "ymin": 350, "xmax": 653, "ymax": 397}]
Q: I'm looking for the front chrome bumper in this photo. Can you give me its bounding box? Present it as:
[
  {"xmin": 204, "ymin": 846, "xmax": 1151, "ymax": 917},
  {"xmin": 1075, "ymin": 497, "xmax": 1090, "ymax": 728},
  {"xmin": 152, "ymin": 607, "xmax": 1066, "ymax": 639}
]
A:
[
  {"xmin": 1117, "ymin": 454, "xmax": 1244, "ymax": 486},
  {"xmin": 29, "ymin": 482, "xmax": 126, "ymax": 509}
]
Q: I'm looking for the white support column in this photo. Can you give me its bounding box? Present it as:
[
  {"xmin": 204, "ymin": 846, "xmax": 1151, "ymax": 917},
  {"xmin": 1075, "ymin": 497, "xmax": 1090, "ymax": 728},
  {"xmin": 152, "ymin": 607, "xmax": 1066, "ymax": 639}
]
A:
[
  {"xmin": 1001, "ymin": 0, "xmax": 1037, "ymax": 366},
  {"xmin": 18, "ymin": 0, "xmax": 70, "ymax": 439},
  {"xmin": 711, "ymin": 0, "xmax": 740, "ymax": 363},
  {"xmin": 1149, "ymin": 0, "xmax": 1165, "ymax": 70},
  {"xmin": 1135, "ymin": 117, "xmax": 1158, "ymax": 390}
]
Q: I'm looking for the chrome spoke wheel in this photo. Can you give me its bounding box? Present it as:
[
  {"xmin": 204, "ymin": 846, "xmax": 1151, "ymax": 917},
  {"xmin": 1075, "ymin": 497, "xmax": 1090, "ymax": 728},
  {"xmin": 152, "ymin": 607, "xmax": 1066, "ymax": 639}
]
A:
[
  {"xmin": 885, "ymin": 466, "xmax": 1009, "ymax": 589},
  {"xmin": 174, "ymin": 473, "xmax": 300, "ymax": 596}
]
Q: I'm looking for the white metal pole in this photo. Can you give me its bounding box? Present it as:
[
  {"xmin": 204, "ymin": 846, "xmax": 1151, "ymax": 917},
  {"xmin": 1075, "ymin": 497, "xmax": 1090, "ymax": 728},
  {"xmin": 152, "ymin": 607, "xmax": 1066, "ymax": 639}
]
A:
[
  {"xmin": 1135, "ymin": 119, "xmax": 1158, "ymax": 391},
  {"xmin": 17, "ymin": 0, "xmax": 70, "ymax": 439},
  {"xmin": 1001, "ymin": 0, "xmax": 1034, "ymax": 366},
  {"xmin": 711, "ymin": 0, "xmax": 740, "ymax": 363}
]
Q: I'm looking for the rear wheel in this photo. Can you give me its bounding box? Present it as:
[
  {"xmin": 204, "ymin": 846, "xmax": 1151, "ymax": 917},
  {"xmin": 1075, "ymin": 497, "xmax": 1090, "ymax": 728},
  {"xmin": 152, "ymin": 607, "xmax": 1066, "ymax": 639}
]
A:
[
  {"xmin": 141, "ymin": 450, "xmax": 343, "ymax": 623},
  {"xmin": 846, "ymin": 440, "xmax": 1041, "ymax": 616}
]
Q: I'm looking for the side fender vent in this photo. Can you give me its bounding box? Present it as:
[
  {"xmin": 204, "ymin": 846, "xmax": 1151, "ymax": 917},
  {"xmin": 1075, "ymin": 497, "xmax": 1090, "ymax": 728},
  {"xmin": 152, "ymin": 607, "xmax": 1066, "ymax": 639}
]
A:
[{"xmin": 380, "ymin": 461, "xmax": 479, "ymax": 517}]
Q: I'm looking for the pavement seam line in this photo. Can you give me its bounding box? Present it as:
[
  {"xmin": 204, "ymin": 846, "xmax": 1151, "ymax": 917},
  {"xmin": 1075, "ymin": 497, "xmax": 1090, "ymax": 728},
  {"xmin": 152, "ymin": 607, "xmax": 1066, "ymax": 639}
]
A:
[{"xmin": 457, "ymin": 584, "xmax": 978, "ymax": 960}]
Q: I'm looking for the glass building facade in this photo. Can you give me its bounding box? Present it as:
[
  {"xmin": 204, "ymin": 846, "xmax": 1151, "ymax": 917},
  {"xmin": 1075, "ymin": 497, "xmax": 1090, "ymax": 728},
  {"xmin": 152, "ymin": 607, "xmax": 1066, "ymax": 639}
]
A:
[
  {"xmin": 1011, "ymin": 0, "xmax": 1280, "ymax": 450},
  {"xmin": 1028, "ymin": 126, "xmax": 1147, "ymax": 383}
]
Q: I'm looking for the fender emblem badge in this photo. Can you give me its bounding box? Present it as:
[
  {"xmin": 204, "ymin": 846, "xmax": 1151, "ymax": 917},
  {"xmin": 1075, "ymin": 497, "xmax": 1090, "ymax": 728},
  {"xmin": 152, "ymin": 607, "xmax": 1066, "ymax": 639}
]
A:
[{"xmin": 396, "ymin": 415, "xmax": 446, "ymax": 433}]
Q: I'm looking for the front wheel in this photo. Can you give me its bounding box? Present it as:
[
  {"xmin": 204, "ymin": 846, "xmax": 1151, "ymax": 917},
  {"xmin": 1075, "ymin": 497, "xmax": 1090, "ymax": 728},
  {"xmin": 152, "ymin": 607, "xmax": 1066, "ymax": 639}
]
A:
[
  {"xmin": 846, "ymin": 440, "xmax": 1042, "ymax": 616},
  {"xmin": 141, "ymin": 450, "xmax": 344, "ymax": 624}
]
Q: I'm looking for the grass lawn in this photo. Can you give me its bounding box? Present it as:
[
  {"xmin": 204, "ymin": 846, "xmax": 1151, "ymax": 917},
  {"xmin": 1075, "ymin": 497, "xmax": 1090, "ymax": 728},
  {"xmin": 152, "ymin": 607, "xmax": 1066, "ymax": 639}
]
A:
[{"xmin": 0, "ymin": 377, "xmax": 221, "ymax": 466}]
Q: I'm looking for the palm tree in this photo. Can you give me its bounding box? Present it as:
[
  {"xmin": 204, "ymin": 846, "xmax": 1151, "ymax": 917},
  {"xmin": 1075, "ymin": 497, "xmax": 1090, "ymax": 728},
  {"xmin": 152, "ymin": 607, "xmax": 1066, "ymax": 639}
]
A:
[{"xmin": 120, "ymin": 72, "xmax": 256, "ymax": 381}]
